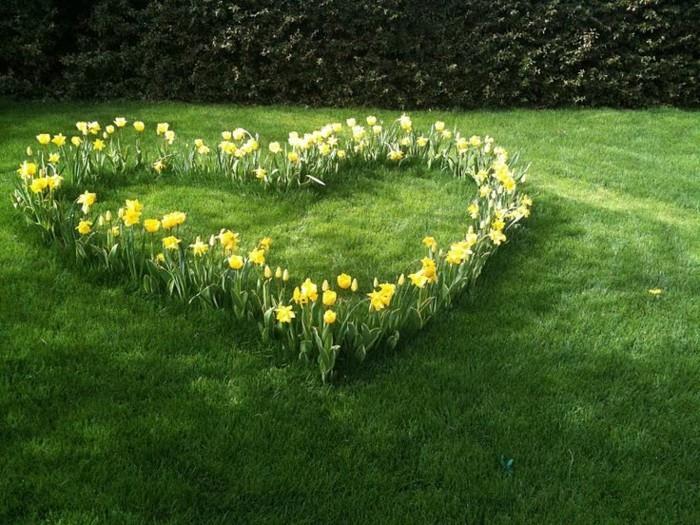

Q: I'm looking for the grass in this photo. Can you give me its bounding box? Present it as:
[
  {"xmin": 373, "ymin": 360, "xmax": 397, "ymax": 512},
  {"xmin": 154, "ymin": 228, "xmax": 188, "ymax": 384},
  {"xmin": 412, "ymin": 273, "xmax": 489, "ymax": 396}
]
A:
[{"xmin": 1, "ymin": 100, "xmax": 699, "ymax": 524}]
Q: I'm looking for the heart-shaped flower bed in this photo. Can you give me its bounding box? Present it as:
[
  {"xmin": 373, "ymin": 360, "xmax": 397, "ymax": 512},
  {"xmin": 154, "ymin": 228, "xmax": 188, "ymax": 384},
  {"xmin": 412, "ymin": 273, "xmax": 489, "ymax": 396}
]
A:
[{"xmin": 13, "ymin": 114, "xmax": 532, "ymax": 381}]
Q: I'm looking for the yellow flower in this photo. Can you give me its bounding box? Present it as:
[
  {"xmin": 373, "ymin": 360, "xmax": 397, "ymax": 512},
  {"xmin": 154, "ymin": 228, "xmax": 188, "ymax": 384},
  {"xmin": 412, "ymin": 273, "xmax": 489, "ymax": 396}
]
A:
[
  {"xmin": 30, "ymin": 177, "xmax": 48, "ymax": 193},
  {"xmin": 337, "ymin": 273, "xmax": 352, "ymax": 290},
  {"xmin": 434, "ymin": 121, "xmax": 445, "ymax": 132},
  {"xmin": 47, "ymin": 175, "xmax": 63, "ymax": 190},
  {"xmin": 416, "ymin": 136, "xmax": 428, "ymax": 147},
  {"xmin": 162, "ymin": 236, "xmax": 181, "ymax": 250},
  {"xmin": 248, "ymin": 248, "xmax": 265, "ymax": 266},
  {"xmin": 442, "ymin": 130, "xmax": 452, "ymax": 139},
  {"xmin": 51, "ymin": 134, "xmax": 66, "ymax": 147},
  {"xmin": 93, "ymin": 139, "xmax": 105, "ymax": 151},
  {"xmin": 323, "ymin": 309, "xmax": 337, "ymax": 324},
  {"xmin": 318, "ymin": 143, "xmax": 331, "ymax": 156},
  {"xmin": 133, "ymin": 121, "xmax": 145, "ymax": 132},
  {"xmin": 346, "ymin": 117, "xmax": 356, "ymax": 127},
  {"xmin": 121, "ymin": 199, "xmax": 143, "ymax": 227},
  {"xmin": 366, "ymin": 115, "xmax": 377, "ymax": 126},
  {"xmin": 114, "ymin": 117, "xmax": 127, "ymax": 128},
  {"xmin": 276, "ymin": 304, "xmax": 296, "ymax": 324},
  {"xmin": 164, "ymin": 130, "xmax": 175, "ymax": 144},
  {"xmin": 76, "ymin": 191, "xmax": 97, "ymax": 214},
  {"xmin": 275, "ymin": 267, "xmax": 283, "ymax": 279},
  {"xmin": 287, "ymin": 151, "xmax": 300, "ymax": 163},
  {"xmin": 283, "ymin": 269, "xmax": 290, "ymax": 281},
  {"xmin": 388, "ymin": 149, "xmax": 404, "ymax": 161},
  {"xmin": 469, "ymin": 135, "xmax": 482, "ymax": 147},
  {"xmin": 263, "ymin": 265, "xmax": 273, "ymax": 278},
  {"xmin": 648, "ymin": 288, "xmax": 663, "ymax": 296},
  {"xmin": 301, "ymin": 278, "xmax": 318, "ymax": 302},
  {"xmin": 156, "ymin": 122, "xmax": 169, "ymax": 135},
  {"xmin": 408, "ymin": 271, "xmax": 428, "ymax": 288},
  {"xmin": 76, "ymin": 220, "xmax": 92, "ymax": 235},
  {"xmin": 87, "ymin": 121, "xmax": 101, "ymax": 134},
  {"xmin": 254, "ymin": 167, "xmax": 267, "ymax": 180},
  {"xmin": 446, "ymin": 241, "xmax": 472, "ymax": 265},
  {"xmin": 259, "ymin": 237, "xmax": 272, "ymax": 251},
  {"xmin": 161, "ymin": 211, "xmax": 186, "ymax": 229},
  {"xmin": 232, "ymin": 128, "xmax": 246, "ymax": 141},
  {"xmin": 368, "ymin": 290, "xmax": 387, "ymax": 311},
  {"xmin": 322, "ymin": 289, "xmax": 337, "ymax": 306},
  {"xmin": 351, "ymin": 278, "xmax": 359, "ymax": 292},
  {"xmin": 71, "ymin": 136, "xmax": 82, "ymax": 147},
  {"xmin": 422, "ymin": 236, "xmax": 437, "ymax": 251},
  {"xmin": 268, "ymin": 141, "xmax": 282, "ymax": 154},
  {"xmin": 337, "ymin": 149, "xmax": 347, "ymax": 159},
  {"xmin": 217, "ymin": 229, "xmax": 240, "ymax": 252},
  {"xmin": 154, "ymin": 253, "xmax": 165, "ymax": 264},
  {"xmin": 479, "ymin": 185, "xmax": 490, "ymax": 198},
  {"xmin": 143, "ymin": 219, "xmax": 161, "ymax": 233},
  {"xmin": 468, "ymin": 202, "xmax": 479, "ymax": 219},
  {"xmin": 488, "ymin": 229, "xmax": 506, "ymax": 245},
  {"xmin": 420, "ymin": 257, "xmax": 437, "ymax": 283},
  {"xmin": 190, "ymin": 237, "xmax": 209, "ymax": 256},
  {"xmin": 111, "ymin": 225, "xmax": 121, "ymax": 237},
  {"xmin": 48, "ymin": 153, "xmax": 60, "ymax": 164},
  {"xmin": 153, "ymin": 160, "xmax": 165, "ymax": 173},
  {"xmin": 105, "ymin": 125, "xmax": 115, "ymax": 134},
  {"xmin": 399, "ymin": 114, "xmax": 412, "ymax": 131},
  {"xmin": 75, "ymin": 121, "xmax": 88, "ymax": 135},
  {"xmin": 228, "ymin": 254, "xmax": 244, "ymax": 270},
  {"xmin": 36, "ymin": 134, "xmax": 51, "ymax": 145},
  {"xmin": 17, "ymin": 161, "xmax": 37, "ymax": 178}
]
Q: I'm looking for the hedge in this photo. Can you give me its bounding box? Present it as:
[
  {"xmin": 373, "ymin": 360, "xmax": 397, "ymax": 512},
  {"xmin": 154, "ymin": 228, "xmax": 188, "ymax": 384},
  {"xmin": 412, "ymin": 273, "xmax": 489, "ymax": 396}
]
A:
[{"xmin": 1, "ymin": 0, "xmax": 698, "ymax": 107}]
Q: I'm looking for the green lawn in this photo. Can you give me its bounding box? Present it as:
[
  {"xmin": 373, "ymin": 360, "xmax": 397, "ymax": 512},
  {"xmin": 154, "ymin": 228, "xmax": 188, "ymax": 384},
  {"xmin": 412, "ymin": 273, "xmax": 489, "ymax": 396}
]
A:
[{"xmin": 1, "ymin": 101, "xmax": 698, "ymax": 524}]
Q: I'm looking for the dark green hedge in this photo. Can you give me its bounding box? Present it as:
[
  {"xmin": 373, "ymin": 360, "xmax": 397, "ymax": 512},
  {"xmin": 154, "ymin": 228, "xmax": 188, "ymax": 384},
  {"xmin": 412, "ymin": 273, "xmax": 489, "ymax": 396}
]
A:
[{"xmin": 2, "ymin": 0, "xmax": 698, "ymax": 107}]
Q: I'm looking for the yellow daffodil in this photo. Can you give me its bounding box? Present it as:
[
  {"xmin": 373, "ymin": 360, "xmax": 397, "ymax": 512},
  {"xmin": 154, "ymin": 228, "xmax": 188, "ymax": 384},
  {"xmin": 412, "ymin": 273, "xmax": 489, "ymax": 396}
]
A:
[
  {"xmin": 346, "ymin": 118, "xmax": 356, "ymax": 127},
  {"xmin": 434, "ymin": 121, "xmax": 445, "ymax": 132},
  {"xmin": 114, "ymin": 117, "xmax": 127, "ymax": 128},
  {"xmin": 162, "ymin": 236, "xmax": 181, "ymax": 250},
  {"xmin": 254, "ymin": 167, "xmax": 267, "ymax": 180},
  {"xmin": 399, "ymin": 114, "xmax": 412, "ymax": 131},
  {"xmin": 76, "ymin": 220, "xmax": 92, "ymax": 235},
  {"xmin": 228, "ymin": 254, "xmax": 244, "ymax": 270},
  {"xmin": 322, "ymin": 289, "xmax": 337, "ymax": 306},
  {"xmin": 36, "ymin": 134, "xmax": 51, "ymax": 145},
  {"xmin": 76, "ymin": 191, "xmax": 97, "ymax": 214},
  {"xmin": 287, "ymin": 151, "xmax": 300, "ymax": 163},
  {"xmin": 388, "ymin": 149, "xmax": 404, "ymax": 161},
  {"xmin": 190, "ymin": 237, "xmax": 209, "ymax": 256},
  {"xmin": 422, "ymin": 236, "xmax": 437, "ymax": 251},
  {"xmin": 417, "ymin": 136, "xmax": 428, "ymax": 147},
  {"xmin": 105, "ymin": 125, "xmax": 115, "ymax": 134},
  {"xmin": 268, "ymin": 141, "xmax": 282, "ymax": 154},
  {"xmin": 248, "ymin": 248, "xmax": 265, "ymax": 266},
  {"xmin": 323, "ymin": 309, "xmax": 337, "ymax": 324},
  {"xmin": 217, "ymin": 229, "xmax": 240, "ymax": 252},
  {"xmin": 420, "ymin": 258, "xmax": 437, "ymax": 283},
  {"xmin": 87, "ymin": 121, "xmax": 101, "ymax": 135},
  {"xmin": 408, "ymin": 271, "xmax": 428, "ymax": 288},
  {"xmin": 17, "ymin": 161, "xmax": 37, "ymax": 178},
  {"xmin": 30, "ymin": 177, "xmax": 48, "ymax": 193},
  {"xmin": 276, "ymin": 304, "xmax": 295, "ymax": 324},
  {"xmin": 156, "ymin": 122, "xmax": 169, "ymax": 135},
  {"xmin": 337, "ymin": 273, "xmax": 352, "ymax": 290},
  {"xmin": 143, "ymin": 219, "xmax": 161, "ymax": 233},
  {"xmin": 366, "ymin": 115, "xmax": 377, "ymax": 126},
  {"xmin": 648, "ymin": 288, "xmax": 663, "ymax": 296},
  {"xmin": 161, "ymin": 211, "xmax": 186, "ymax": 229},
  {"xmin": 488, "ymin": 229, "xmax": 506, "ymax": 245},
  {"xmin": 93, "ymin": 139, "xmax": 105, "ymax": 151},
  {"xmin": 300, "ymin": 278, "xmax": 318, "ymax": 302},
  {"xmin": 133, "ymin": 121, "xmax": 145, "ymax": 132},
  {"xmin": 48, "ymin": 153, "xmax": 60, "ymax": 164},
  {"xmin": 468, "ymin": 203, "xmax": 479, "ymax": 219},
  {"xmin": 51, "ymin": 134, "xmax": 66, "ymax": 147},
  {"xmin": 164, "ymin": 130, "xmax": 175, "ymax": 144},
  {"xmin": 264, "ymin": 265, "xmax": 273, "ymax": 278},
  {"xmin": 71, "ymin": 136, "xmax": 82, "ymax": 147},
  {"xmin": 259, "ymin": 237, "xmax": 272, "ymax": 251},
  {"xmin": 275, "ymin": 267, "xmax": 283, "ymax": 279}
]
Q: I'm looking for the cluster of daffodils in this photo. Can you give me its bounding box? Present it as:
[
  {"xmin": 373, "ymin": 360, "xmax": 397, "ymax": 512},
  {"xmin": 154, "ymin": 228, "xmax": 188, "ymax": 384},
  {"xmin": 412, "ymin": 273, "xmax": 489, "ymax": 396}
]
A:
[{"xmin": 13, "ymin": 115, "xmax": 532, "ymax": 382}]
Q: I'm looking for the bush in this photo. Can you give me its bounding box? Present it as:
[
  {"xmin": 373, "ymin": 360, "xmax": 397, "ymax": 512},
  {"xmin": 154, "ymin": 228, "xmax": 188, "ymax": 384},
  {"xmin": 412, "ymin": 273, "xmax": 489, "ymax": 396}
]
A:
[{"xmin": 2, "ymin": 0, "xmax": 698, "ymax": 107}]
